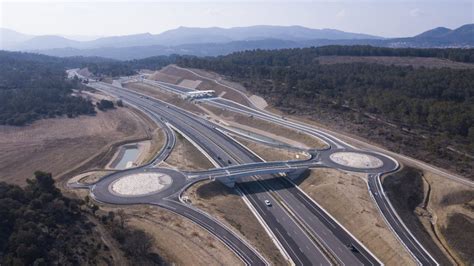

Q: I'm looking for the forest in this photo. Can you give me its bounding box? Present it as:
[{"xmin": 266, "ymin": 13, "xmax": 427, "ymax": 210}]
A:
[
  {"xmin": 0, "ymin": 171, "xmax": 161, "ymax": 265},
  {"xmin": 177, "ymin": 48, "xmax": 474, "ymax": 141},
  {"xmin": 0, "ymin": 172, "xmax": 104, "ymax": 264},
  {"xmin": 176, "ymin": 47, "xmax": 474, "ymax": 175},
  {"xmin": 65, "ymin": 45, "xmax": 474, "ymax": 77},
  {"xmin": 85, "ymin": 54, "xmax": 179, "ymax": 77},
  {"xmin": 0, "ymin": 51, "xmax": 97, "ymax": 126}
]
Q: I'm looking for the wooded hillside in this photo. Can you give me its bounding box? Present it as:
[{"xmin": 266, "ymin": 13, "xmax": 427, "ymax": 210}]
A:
[{"xmin": 176, "ymin": 46, "xmax": 474, "ymax": 176}]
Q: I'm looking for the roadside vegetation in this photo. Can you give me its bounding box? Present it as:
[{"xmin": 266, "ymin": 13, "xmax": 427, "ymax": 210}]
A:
[{"xmin": 96, "ymin": 99, "xmax": 115, "ymax": 111}]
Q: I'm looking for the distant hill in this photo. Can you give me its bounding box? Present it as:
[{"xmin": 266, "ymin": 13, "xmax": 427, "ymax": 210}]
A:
[
  {"xmin": 151, "ymin": 25, "xmax": 382, "ymax": 46},
  {"xmin": 0, "ymin": 28, "xmax": 33, "ymax": 49},
  {"xmin": 385, "ymin": 24, "xmax": 474, "ymax": 48},
  {"xmin": 2, "ymin": 25, "xmax": 384, "ymax": 51},
  {"xmin": 415, "ymin": 27, "xmax": 452, "ymax": 38},
  {"xmin": 15, "ymin": 35, "xmax": 82, "ymax": 50},
  {"xmin": 2, "ymin": 24, "xmax": 472, "ymax": 60}
]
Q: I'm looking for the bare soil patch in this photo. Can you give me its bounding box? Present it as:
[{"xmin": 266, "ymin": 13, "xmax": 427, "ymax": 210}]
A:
[
  {"xmin": 184, "ymin": 180, "xmax": 287, "ymax": 265},
  {"xmin": 160, "ymin": 65, "xmax": 251, "ymax": 106},
  {"xmin": 298, "ymin": 168, "xmax": 415, "ymax": 265},
  {"xmin": 178, "ymin": 79, "xmax": 202, "ymax": 89},
  {"xmin": 148, "ymin": 70, "xmax": 182, "ymax": 84}
]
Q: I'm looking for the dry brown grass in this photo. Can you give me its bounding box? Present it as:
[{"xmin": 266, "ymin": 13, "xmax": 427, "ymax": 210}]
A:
[
  {"xmin": 141, "ymin": 128, "xmax": 166, "ymax": 163},
  {"xmin": 201, "ymin": 103, "xmax": 328, "ymax": 149},
  {"xmin": 184, "ymin": 180, "xmax": 287, "ymax": 265},
  {"xmin": 101, "ymin": 205, "xmax": 243, "ymax": 266},
  {"xmin": 0, "ymin": 105, "xmax": 154, "ymax": 186},
  {"xmin": 298, "ymin": 168, "xmax": 415, "ymax": 265},
  {"xmin": 123, "ymin": 82, "xmax": 205, "ymax": 115},
  {"xmin": 232, "ymin": 135, "xmax": 308, "ymax": 162},
  {"xmin": 163, "ymin": 131, "xmax": 214, "ymax": 171},
  {"xmin": 317, "ymin": 56, "xmax": 474, "ymax": 69}
]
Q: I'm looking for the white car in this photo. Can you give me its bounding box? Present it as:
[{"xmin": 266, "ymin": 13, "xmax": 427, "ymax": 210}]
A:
[{"xmin": 264, "ymin": 200, "xmax": 272, "ymax": 206}]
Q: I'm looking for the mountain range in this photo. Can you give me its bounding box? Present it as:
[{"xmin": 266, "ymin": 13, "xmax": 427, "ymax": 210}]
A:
[{"xmin": 1, "ymin": 24, "xmax": 472, "ymax": 60}]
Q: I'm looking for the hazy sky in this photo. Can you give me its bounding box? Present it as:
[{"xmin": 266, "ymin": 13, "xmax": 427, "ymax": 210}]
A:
[{"xmin": 1, "ymin": 0, "xmax": 473, "ymax": 38}]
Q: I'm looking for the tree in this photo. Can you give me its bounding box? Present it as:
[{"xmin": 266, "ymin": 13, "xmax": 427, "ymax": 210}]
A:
[
  {"xmin": 96, "ymin": 99, "xmax": 114, "ymax": 111},
  {"xmin": 116, "ymin": 99, "xmax": 124, "ymax": 107}
]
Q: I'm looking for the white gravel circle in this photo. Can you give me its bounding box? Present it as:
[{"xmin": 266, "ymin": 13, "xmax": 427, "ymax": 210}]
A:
[
  {"xmin": 110, "ymin": 173, "xmax": 172, "ymax": 196},
  {"xmin": 329, "ymin": 152, "xmax": 383, "ymax": 169}
]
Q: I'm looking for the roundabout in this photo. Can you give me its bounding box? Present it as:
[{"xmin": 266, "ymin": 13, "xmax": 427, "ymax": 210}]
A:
[
  {"xmin": 110, "ymin": 172, "xmax": 172, "ymax": 196},
  {"xmin": 90, "ymin": 167, "xmax": 188, "ymax": 205},
  {"xmin": 329, "ymin": 151, "xmax": 384, "ymax": 169}
]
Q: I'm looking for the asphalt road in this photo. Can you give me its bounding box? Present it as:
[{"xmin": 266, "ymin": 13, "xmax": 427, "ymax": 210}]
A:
[
  {"xmin": 88, "ymin": 81, "xmax": 392, "ymax": 265},
  {"xmin": 368, "ymin": 174, "xmax": 438, "ymax": 265},
  {"xmin": 74, "ymin": 76, "xmax": 440, "ymax": 266},
  {"xmin": 205, "ymin": 94, "xmax": 439, "ymax": 266},
  {"xmin": 137, "ymin": 73, "xmax": 442, "ymax": 265},
  {"xmin": 91, "ymin": 81, "xmax": 334, "ymax": 265}
]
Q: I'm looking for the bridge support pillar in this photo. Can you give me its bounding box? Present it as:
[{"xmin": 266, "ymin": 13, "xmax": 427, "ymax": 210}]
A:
[{"xmin": 217, "ymin": 176, "xmax": 236, "ymax": 188}]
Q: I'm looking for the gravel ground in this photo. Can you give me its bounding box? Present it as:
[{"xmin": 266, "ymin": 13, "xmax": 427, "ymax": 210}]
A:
[
  {"xmin": 330, "ymin": 152, "xmax": 383, "ymax": 169},
  {"xmin": 111, "ymin": 173, "xmax": 171, "ymax": 196}
]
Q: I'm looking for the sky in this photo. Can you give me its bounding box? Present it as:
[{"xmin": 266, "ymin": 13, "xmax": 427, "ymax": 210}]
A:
[{"xmin": 0, "ymin": 0, "xmax": 473, "ymax": 39}]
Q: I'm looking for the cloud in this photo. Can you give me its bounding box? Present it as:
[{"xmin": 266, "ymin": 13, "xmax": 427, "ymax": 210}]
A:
[
  {"xmin": 336, "ymin": 9, "xmax": 346, "ymax": 18},
  {"xmin": 409, "ymin": 8, "xmax": 423, "ymax": 17}
]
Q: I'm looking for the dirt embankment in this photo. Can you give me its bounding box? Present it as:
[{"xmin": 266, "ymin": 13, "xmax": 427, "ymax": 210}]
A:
[
  {"xmin": 297, "ymin": 168, "xmax": 415, "ymax": 265},
  {"xmin": 158, "ymin": 65, "xmax": 251, "ymax": 106},
  {"xmin": 184, "ymin": 180, "xmax": 287, "ymax": 265},
  {"xmin": 382, "ymin": 167, "xmax": 474, "ymax": 265},
  {"xmin": 423, "ymin": 171, "xmax": 474, "ymax": 265}
]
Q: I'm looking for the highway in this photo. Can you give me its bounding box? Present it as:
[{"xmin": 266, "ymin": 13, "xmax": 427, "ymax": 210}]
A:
[
  {"xmin": 90, "ymin": 81, "xmax": 335, "ymax": 265},
  {"xmin": 69, "ymin": 70, "xmax": 440, "ymax": 266},
  {"xmin": 142, "ymin": 69, "xmax": 444, "ymax": 265}
]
